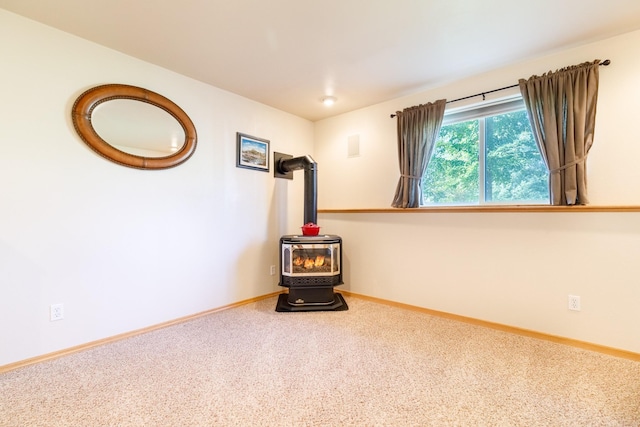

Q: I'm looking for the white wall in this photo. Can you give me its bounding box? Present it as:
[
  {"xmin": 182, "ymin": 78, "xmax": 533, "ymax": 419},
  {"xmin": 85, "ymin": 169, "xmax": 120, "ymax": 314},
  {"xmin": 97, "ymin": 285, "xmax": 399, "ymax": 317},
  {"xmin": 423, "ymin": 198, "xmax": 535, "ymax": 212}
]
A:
[
  {"xmin": 0, "ymin": 10, "xmax": 313, "ymax": 366},
  {"xmin": 315, "ymin": 30, "xmax": 640, "ymax": 353},
  {"xmin": 2, "ymin": 9, "xmax": 639, "ymax": 367}
]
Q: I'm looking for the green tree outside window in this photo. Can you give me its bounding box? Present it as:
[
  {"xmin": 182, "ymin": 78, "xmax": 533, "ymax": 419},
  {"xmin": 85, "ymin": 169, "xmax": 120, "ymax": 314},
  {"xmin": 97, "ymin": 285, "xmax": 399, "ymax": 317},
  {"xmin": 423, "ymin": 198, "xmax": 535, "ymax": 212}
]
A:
[{"xmin": 422, "ymin": 109, "xmax": 549, "ymax": 205}]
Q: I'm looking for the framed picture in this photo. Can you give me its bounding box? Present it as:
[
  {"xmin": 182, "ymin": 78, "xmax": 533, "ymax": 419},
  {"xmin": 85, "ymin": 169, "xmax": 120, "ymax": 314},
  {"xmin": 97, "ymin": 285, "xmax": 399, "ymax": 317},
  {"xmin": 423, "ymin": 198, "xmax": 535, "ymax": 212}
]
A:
[{"xmin": 236, "ymin": 132, "xmax": 270, "ymax": 172}]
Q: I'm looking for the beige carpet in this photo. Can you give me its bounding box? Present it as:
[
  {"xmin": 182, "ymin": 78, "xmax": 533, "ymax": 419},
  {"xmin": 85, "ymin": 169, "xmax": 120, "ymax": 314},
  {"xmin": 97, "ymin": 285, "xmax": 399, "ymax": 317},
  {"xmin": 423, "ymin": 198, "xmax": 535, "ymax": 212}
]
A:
[{"xmin": 1, "ymin": 295, "xmax": 639, "ymax": 426}]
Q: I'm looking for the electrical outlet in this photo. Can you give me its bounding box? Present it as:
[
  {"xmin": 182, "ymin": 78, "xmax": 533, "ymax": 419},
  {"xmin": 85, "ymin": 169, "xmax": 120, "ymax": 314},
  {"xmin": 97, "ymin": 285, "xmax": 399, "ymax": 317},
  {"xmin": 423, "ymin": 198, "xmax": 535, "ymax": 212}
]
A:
[
  {"xmin": 568, "ymin": 295, "xmax": 581, "ymax": 311},
  {"xmin": 270, "ymin": 265, "xmax": 276, "ymax": 276},
  {"xmin": 50, "ymin": 303, "xmax": 64, "ymax": 321}
]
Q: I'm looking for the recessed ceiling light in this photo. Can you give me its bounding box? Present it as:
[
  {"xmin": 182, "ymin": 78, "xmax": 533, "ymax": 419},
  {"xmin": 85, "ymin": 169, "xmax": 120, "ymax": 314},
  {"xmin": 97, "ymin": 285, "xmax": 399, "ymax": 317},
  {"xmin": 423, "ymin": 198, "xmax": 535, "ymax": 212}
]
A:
[{"xmin": 321, "ymin": 96, "xmax": 337, "ymax": 106}]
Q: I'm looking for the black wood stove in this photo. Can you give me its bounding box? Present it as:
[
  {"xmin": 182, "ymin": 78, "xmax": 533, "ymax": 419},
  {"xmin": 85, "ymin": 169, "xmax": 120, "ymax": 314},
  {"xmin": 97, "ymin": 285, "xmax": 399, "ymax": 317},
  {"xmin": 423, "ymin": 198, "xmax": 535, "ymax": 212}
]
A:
[{"xmin": 273, "ymin": 153, "xmax": 348, "ymax": 312}]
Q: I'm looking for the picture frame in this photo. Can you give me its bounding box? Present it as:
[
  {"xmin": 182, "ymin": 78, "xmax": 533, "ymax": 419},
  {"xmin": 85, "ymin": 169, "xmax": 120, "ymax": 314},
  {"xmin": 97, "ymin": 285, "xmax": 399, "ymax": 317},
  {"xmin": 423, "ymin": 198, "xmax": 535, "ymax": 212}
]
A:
[{"xmin": 236, "ymin": 132, "xmax": 270, "ymax": 172}]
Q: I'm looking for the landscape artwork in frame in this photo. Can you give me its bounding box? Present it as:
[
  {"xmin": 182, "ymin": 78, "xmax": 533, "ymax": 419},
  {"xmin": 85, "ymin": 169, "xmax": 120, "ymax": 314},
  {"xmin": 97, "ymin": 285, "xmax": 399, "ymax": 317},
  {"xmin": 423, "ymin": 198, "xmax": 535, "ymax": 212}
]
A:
[{"xmin": 236, "ymin": 132, "xmax": 270, "ymax": 172}]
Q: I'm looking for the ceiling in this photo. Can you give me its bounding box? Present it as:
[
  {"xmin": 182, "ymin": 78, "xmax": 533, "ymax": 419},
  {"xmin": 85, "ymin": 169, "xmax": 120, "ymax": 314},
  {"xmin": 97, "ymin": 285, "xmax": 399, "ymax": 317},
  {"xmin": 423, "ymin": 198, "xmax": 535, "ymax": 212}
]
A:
[{"xmin": 3, "ymin": 0, "xmax": 640, "ymax": 121}]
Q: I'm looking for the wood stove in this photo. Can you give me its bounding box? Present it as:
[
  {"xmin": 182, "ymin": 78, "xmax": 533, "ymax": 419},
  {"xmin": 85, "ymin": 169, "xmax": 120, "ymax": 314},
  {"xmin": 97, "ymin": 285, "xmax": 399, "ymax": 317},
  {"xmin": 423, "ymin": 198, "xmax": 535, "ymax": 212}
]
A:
[
  {"xmin": 277, "ymin": 234, "xmax": 346, "ymax": 311},
  {"xmin": 274, "ymin": 152, "xmax": 348, "ymax": 312}
]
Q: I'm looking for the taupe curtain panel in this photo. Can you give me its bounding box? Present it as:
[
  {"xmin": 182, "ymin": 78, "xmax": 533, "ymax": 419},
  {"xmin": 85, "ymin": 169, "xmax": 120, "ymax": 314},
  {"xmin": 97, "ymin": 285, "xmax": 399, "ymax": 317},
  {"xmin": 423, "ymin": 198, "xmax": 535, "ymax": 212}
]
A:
[
  {"xmin": 391, "ymin": 99, "xmax": 446, "ymax": 208},
  {"xmin": 519, "ymin": 60, "xmax": 601, "ymax": 205}
]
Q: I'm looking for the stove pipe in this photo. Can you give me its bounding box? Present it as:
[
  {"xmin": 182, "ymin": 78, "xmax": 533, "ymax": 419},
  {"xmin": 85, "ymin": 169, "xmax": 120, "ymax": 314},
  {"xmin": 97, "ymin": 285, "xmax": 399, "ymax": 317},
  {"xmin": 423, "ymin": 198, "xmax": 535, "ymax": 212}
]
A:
[{"xmin": 276, "ymin": 155, "xmax": 317, "ymax": 225}]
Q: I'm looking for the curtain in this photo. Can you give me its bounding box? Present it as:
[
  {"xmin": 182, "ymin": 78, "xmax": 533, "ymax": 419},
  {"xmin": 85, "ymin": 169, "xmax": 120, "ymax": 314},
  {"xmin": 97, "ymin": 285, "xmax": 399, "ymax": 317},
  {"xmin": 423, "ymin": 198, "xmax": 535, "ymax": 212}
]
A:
[
  {"xmin": 519, "ymin": 60, "xmax": 601, "ymax": 205},
  {"xmin": 391, "ymin": 99, "xmax": 446, "ymax": 208}
]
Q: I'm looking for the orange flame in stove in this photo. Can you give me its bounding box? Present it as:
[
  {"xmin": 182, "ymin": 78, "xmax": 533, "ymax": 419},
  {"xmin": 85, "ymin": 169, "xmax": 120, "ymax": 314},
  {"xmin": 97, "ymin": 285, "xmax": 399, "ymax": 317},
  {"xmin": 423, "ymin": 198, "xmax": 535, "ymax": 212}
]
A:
[{"xmin": 294, "ymin": 255, "xmax": 326, "ymax": 269}]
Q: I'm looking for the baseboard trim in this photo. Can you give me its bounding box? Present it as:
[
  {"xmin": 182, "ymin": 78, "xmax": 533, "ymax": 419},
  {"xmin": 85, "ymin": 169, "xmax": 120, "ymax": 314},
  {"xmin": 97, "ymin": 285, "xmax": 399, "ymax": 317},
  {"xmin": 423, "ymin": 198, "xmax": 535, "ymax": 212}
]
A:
[
  {"xmin": 0, "ymin": 292, "xmax": 282, "ymax": 374},
  {"xmin": 341, "ymin": 291, "xmax": 640, "ymax": 362},
  {"xmin": 3, "ymin": 290, "xmax": 637, "ymax": 373}
]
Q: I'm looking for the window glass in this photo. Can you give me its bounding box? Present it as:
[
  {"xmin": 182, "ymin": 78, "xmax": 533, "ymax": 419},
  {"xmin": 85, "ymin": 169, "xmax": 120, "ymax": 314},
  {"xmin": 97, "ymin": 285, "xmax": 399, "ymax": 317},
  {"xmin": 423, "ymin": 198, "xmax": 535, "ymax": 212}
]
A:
[
  {"xmin": 422, "ymin": 100, "xmax": 549, "ymax": 205},
  {"xmin": 485, "ymin": 111, "xmax": 549, "ymax": 203},
  {"xmin": 422, "ymin": 120, "xmax": 479, "ymax": 204}
]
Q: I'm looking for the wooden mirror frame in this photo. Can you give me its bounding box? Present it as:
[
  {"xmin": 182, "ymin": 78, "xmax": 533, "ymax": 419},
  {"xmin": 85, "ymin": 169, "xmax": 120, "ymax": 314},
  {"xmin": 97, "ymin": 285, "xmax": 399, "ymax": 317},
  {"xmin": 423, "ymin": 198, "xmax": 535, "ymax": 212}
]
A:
[{"xmin": 72, "ymin": 84, "xmax": 197, "ymax": 169}]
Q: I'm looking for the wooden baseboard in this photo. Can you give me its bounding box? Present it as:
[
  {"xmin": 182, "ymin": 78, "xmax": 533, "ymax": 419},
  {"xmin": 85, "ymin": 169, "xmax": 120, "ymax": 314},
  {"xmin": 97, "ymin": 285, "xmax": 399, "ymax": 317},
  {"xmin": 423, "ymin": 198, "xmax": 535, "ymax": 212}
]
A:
[
  {"xmin": 0, "ymin": 292, "xmax": 282, "ymax": 374},
  {"xmin": 340, "ymin": 290, "xmax": 640, "ymax": 362},
  {"xmin": 3, "ymin": 290, "xmax": 637, "ymax": 373}
]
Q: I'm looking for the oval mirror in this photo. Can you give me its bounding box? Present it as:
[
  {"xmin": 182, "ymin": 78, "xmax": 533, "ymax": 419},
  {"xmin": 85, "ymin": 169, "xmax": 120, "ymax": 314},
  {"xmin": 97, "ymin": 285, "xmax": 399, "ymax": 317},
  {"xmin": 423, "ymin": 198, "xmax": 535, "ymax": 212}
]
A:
[
  {"xmin": 72, "ymin": 84, "xmax": 197, "ymax": 169},
  {"xmin": 92, "ymin": 99, "xmax": 186, "ymax": 157}
]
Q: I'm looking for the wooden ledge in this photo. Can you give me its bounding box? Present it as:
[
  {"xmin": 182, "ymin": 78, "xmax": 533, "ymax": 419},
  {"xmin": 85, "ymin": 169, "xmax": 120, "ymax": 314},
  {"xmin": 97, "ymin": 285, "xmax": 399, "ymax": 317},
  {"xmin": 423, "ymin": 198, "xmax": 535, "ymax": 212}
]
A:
[{"xmin": 319, "ymin": 205, "xmax": 640, "ymax": 214}]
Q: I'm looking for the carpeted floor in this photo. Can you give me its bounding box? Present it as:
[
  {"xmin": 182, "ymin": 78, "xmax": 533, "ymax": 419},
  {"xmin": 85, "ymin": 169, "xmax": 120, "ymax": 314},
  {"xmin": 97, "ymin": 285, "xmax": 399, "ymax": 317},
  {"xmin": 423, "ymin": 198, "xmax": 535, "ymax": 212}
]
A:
[{"xmin": 1, "ymin": 295, "xmax": 639, "ymax": 426}]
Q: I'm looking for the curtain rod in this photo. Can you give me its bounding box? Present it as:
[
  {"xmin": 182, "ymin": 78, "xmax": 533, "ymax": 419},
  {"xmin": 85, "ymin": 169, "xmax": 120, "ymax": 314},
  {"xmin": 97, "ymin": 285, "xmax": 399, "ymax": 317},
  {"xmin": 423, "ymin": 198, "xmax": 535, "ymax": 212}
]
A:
[{"xmin": 390, "ymin": 59, "xmax": 610, "ymax": 118}]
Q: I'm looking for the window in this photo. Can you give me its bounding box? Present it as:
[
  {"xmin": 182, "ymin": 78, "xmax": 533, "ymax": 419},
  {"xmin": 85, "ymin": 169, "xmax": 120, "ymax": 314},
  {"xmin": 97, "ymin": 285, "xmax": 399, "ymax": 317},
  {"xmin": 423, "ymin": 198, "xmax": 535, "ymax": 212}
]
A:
[{"xmin": 421, "ymin": 98, "xmax": 549, "ymax": 205}]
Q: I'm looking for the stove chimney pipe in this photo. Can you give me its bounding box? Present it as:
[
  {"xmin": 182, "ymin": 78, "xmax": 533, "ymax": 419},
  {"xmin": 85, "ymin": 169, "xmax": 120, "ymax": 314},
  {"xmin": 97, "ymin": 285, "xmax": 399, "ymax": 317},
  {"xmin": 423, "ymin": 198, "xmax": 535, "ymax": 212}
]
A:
[{"xmin": 275, "ymin": 154, "xmax": 317, "ymax": 225}]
